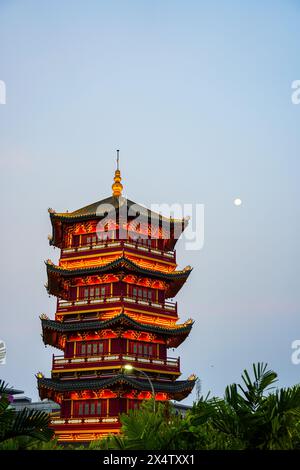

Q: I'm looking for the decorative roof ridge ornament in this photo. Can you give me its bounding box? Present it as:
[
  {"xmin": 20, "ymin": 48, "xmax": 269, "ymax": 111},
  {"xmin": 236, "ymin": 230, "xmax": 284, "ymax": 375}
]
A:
[
  {"xmin": 187, "ymin": 373, "xmax": 197, "ymax": 381},
  {"xmin": 112, "ymin": 149, "xmax": 123, "ymax": 197},
  {"xmin": 184, "ymin": 265, "xmax": 192, "ymax": 271},
  {"xmin": 40, "ymin": 313, "xmax": 49, "ymax": 320}
]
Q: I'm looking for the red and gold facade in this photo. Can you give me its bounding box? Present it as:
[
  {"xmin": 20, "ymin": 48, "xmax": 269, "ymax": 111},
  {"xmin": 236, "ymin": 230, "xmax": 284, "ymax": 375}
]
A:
[{"xmin": 38, "ymin": 167, "xmax": 195, "ymax": 442}]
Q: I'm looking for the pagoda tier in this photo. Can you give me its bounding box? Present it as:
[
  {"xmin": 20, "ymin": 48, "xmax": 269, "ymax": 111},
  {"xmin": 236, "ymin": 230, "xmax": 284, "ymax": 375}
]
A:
[
  {"xmin": 38, "ymin": 374, "xmax": 195, "ymax": 401},
  {"xmin": 45, "ymin": 256, "xmax": 192, "ymax": 299},
  {"xmin": 41, "ymin": 314, "xmax": 193, "ymax": 380},
  {"xmin": 49, "ymin": 195, "xmax": 189, "ymax": 252},
  {"xmin": 41, "ymin": 313, "xmax": 193, "ymax": 350},
  {"xmin": 38, "ymin": 162, "xmax": 195, "ymax": 442},
  {"xmin": 38, "ymin": 374, "xmax": 195, "ymax": 442}
]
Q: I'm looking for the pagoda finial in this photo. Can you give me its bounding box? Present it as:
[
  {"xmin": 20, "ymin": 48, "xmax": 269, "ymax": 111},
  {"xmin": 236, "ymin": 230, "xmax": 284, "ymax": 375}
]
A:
[{"xmin": 112, "ymin": 149, "xmax": 123, "ymax": 197}]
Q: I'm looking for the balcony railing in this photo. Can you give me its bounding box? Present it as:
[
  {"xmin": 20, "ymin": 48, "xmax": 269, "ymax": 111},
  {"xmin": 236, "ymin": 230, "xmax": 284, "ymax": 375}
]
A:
[
  {"xmin": 52, "ymin": 353, "xmax": 180, "ymax": 372},
  {"xmin": 57, "ymin": 295, "xmax": 177, "ymax": 313},
  {"xmin": 62, "ymin": 240, "xmax": 175, "ymax": 260},
  {"xmin": 51, "ymin": 416, "xmax": 119, "ymax": 426}
]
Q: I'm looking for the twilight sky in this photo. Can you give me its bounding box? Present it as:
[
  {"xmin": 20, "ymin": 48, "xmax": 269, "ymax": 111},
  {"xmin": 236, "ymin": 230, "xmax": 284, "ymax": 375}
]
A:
[{"xmin": 0, "ymin": 0, "xmax": 300, "ymax": 403}]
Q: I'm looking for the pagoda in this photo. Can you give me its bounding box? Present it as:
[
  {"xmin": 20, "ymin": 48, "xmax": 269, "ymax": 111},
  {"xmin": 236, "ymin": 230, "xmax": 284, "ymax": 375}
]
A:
[{"xmin": 37, "ymin": 155, "xmax": 195, "ymax": 442}]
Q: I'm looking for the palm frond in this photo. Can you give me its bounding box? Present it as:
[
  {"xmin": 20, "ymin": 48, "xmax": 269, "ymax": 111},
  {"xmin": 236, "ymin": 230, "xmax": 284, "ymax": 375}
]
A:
[
  {"xmin": 0, "ymin": 407, "xmax": 53, "ymax": 443},
  {"xmin": 238, "ymin": 362, "xmax": 277, "ymax": 410}
]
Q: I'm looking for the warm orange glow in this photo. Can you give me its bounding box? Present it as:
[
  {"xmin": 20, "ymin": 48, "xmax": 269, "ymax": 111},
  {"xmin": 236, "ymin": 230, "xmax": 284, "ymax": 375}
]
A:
[
  {"xmin": 122, "ymin": 274, "xmax": 136, "ymax": 284},
  {"xmin": 123, "ymin": 223, "xmax": 168, "ymax": 240},
  {"xmin": 59, "ymin": 252, "xmax": 176, "ymax": 273},
  {"xmin": 112, "ymin": 167, "xmax": 123, "ymax": 196},
  {"xmin": 122, "ymin": 331, "xmax": 163, "ymax": 343},
  {"xmin": 123, "ymin": 275, "xmax": 167, "ymax": 290},
  {"xmin": 72, "ymin": 274, "xmax": 119, "ymax": 286},
  {"xmin": 137, "ymin": 391, "xmax": 152, "ymax": 400},
  {"xmin": 64, "ymin": 219, "xmax": 170, "ymax": 241},
  {"xmin": 140, "ymin": 333, "xmax": 154, "ymax": 341},
  {"xmin": 123, "ymin": 331, "xmax": 156, "ymax": 342},
  {"xmin": 126, "ymin": 254, "xmax": 176, "ymax": 273},
  {"xmin": 151, "ymin": 280, "xmax": 166, "ymax": 289},
  {"xmin": 123, "ymin": 390, "xmax": 136, "ymax": 399},
  {"xmin": 58, "ymin": 336, "xmax": 66, "ymax": 349},
  {"xmin": 122, "ymin": 330, "xmax": 165, "ymax": 344},
  {"xmin": 137, "ymin": 278, "xmax": 151, "ymax": 287},
  {"xmin": 99, "ymin": 390, "xmax": 117, "ymax": 398},
  {"xmin": 125, "ymin": 392, "xmax": 168, "ymax": 401},
  {"xmin": 98, "ymin": 309, "xmax": 178, "ymax": 327},
  {"xmin": 73, "ymin": 221, "xmax": 98, "ymax": 235},
  {"xmin": 60, "ymin": 254, "xmax": 120, "ymax": 270},
  {"xmin": 53, "ymin": 428, "xmax": 121, "ymax": 442},
  {"xmin": 69, "ymin": 331, "xmax": 117, "ymax": 342},
  {"xmin": 51, "ymin": 392, "xmax": 64, "ymax": 404},
  {"xmin": 71, "ymin": 390, "xmax": 117, "ymax": 400},
  {"xmin": 125, "ymin": 312, "xmax": 177, "ymax": 327},
  {"xmin": 155, "ymin": 392, "xmax": 168, "ymax": 401},
  {"xmin": 101, "ymin": 313, "xmax": 177, "ymax": 327}
]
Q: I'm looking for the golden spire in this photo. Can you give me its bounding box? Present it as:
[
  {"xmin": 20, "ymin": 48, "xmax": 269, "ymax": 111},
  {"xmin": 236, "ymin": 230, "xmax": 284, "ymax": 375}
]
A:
[{"xmin": 112, "ymin": 149, "xmax": 123, "ymax": 197}]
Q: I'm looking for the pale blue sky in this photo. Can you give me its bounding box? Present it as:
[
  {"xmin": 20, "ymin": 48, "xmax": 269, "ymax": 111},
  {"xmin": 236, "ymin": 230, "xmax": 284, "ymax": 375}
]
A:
[{"xmin": 0, "ymin": 0, "xmax": 300, "ymax": 402}]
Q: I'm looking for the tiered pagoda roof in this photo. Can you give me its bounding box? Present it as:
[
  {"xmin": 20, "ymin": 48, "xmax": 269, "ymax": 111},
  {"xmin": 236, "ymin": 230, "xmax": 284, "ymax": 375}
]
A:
[
  {"xmin": 49, "ymin": 195, "xmax": 189, "ymax": 250},
  {"xmin": 38, "ymin": 157, "xmax": 196, "ymax": 442},
  {"xmin": 38, "ymin": 374, "xmax": 196, "ymax": 401},
  {"xmin": 46, "ymin": 257, "xmax": 192, "ymax": 299},
  {"xmin": 41, "ymin": 313, "xmax": 194, "ymax": 349}
]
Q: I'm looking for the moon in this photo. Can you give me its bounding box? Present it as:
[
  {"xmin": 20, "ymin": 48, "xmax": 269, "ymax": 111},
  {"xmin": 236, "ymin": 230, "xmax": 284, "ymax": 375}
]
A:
[{"xmin": 234, "ymin": 198, "xmax": 242, "ymax": 206}]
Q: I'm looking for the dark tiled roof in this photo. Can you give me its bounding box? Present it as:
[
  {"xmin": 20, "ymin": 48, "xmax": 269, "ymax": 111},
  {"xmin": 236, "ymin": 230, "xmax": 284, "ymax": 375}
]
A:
[
  {"xmin": 46, "ymin": 256, "xmax": 192, "ymax": 281},
  {"xmin": 4, "ymin": 387, "xmax": 24, "ymax": 395},
  {"xmin": 50, "ymin": 196, "xmax": 187, "ymax": 225},
  {"xmin": 41, "ymin": 313, "xmax": 193, "ymax": 336},
  {"xmin": 38, "ymin": 374, "xmax": 196, "ymax": 395}
]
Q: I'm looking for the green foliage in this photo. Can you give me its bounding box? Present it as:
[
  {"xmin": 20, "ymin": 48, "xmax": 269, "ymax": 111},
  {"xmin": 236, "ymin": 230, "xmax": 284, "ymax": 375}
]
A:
[
  {"xmin": 0, "ymin": 380, "xmax": 54, "ymax": 445},
  {"xmin": 189, "ymin": 362, "xmax": 300, "ymax": 450},
  {"xmin": 2, "ymin": 363, "xmax": 300, "ymax": 450},
  {"xmin": 103, "ymin": 363, "xmax": 300, "ymax": 450},
  {"xmin": 88, "ymin": 436, "xmax": 117, "ymax": 450},
  {"xmin": 117, "ymin": 400, "xmax": 174, "ymax": 449},
  {"xmin": 0, "ymin": 436, "xmax": 65, "ymax": 450},
  {"xmin": 93, "ymin": 400, "xmax": 186, "ymax": 450}
]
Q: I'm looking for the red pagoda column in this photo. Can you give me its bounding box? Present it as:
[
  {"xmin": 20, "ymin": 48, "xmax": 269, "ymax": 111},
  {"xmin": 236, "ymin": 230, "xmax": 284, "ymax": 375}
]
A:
[{"xmin": 37, "ymin": 163, "xmax": 195, "ymax": 442}]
